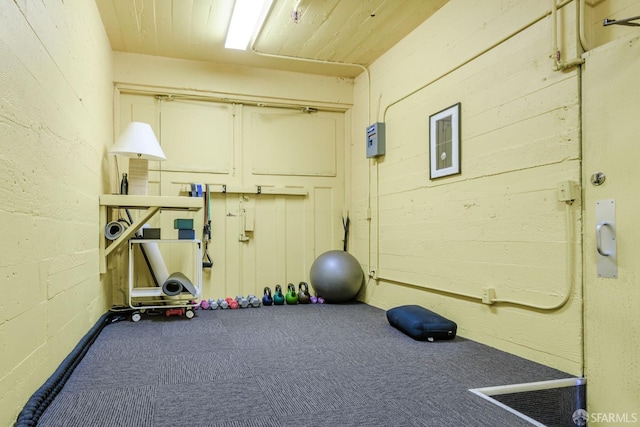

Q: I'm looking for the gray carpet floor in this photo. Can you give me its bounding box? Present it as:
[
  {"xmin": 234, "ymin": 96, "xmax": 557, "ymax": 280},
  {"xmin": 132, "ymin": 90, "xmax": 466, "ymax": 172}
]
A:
[{"xmin": 38, "ymin": 303, "xmax": 573, "ymax": 426}]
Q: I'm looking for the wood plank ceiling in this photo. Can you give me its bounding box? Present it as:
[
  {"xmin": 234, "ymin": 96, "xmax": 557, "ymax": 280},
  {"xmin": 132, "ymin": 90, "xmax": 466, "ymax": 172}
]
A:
[{"xmin": 96, "ymin": 0, "xmax": 448, "ymax": 77}]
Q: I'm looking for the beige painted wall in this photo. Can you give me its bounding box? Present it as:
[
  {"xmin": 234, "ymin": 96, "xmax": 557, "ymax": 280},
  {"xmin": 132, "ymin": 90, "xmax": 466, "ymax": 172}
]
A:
[
  {"xmin": 0, "ymin": 1, "xmax": 113, "ymax": 424},
  {"xmin": 351, "ymin": 0, "xmax": 584, "ymax": 375}
]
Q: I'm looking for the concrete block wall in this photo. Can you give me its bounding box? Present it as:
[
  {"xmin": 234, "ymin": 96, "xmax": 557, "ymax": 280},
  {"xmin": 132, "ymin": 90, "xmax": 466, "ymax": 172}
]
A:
[{"xmin": 0, "ymin": 1, "xmax": 113, "ymax": 423}]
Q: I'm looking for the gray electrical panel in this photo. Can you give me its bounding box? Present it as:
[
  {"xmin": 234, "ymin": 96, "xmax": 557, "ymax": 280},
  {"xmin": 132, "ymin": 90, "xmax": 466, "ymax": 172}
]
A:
[{"xmin": 366, "ymin": 122, "xmax": 385, "ymax": 158}]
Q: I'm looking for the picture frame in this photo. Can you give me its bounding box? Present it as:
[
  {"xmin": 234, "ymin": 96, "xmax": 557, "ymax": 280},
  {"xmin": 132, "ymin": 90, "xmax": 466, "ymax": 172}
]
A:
[{"xmin": 429, "ymin": 103, "xmax": 461, "ymax": 179}]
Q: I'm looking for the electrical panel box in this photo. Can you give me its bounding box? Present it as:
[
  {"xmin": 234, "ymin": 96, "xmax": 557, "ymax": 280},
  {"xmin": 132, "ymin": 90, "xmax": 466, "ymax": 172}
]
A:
[{"xmin": 366, "ymin": 122, "xmax": 386, "ymax": 158}]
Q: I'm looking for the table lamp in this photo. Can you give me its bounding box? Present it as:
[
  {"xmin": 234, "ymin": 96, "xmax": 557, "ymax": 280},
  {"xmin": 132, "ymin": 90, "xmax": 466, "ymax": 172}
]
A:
[{"xmin": 109, "ymin": 122, "xmax": 166, "ymax": 195}]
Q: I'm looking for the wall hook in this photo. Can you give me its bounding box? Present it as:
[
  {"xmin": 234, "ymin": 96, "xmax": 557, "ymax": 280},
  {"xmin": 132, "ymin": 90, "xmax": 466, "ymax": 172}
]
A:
[{"xmin": 603, "ymin": 16, "xmax": 640, "ymax": 27}]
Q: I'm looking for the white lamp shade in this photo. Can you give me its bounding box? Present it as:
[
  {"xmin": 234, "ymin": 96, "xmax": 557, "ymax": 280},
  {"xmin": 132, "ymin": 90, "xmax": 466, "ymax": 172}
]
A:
[{"xmin": 109, "ymin": 122, "xmax": 166, "ymax": 161}]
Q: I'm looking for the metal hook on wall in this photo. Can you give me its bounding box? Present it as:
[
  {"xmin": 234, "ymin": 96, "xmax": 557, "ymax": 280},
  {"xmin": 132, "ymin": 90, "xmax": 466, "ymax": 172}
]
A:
[{"xmin": 603, "ymin": 16, "xmax": 640, "ymax": 27}]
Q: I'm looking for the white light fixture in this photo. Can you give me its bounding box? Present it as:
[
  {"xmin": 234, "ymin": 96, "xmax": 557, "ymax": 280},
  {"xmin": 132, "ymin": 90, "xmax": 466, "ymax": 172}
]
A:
[
  {"xmin": 109, "ymin": 122, "xmax": 166, "ymax": 195},
  {"xmin": 225, "ymin": 0, "xmax": 274, "ymax": 50}
]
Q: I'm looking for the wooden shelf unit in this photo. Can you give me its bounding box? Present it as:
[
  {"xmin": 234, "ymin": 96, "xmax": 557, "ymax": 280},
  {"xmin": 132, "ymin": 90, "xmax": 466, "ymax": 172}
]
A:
[{"xmin": 99, "ymin": 195, "xmax": 202, "ymax": 274}]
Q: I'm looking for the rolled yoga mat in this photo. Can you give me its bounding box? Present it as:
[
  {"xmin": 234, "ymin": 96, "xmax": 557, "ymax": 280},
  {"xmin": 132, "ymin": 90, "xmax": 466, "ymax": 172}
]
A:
[
  {"xmin": 162, "ymin": 272, "xmax": 197, "ymax": 296},
  {"xmin": 105, "ymin": 220, "xmax": 126, "ymax": 240}
]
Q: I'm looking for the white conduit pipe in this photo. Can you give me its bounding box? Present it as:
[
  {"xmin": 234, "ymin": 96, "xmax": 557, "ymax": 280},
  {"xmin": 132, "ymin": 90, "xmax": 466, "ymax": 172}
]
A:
[
  {"xmin": 248, "ymin": 34, "xmax": 371, "ymax": 121},
  {"xmin": 552, "ymin": 0, "xmax": 585, "ymax": 70},
  {"xmin": 490, "ymin": 201, "xmax": 575, "ymax": 310},
  {"xmin": 375, "ymin": 1, "xmax": 581, "ymax": 310},
  {"xmin": 579, "ymin": 0, "xmax": 591, "ymax": 52},
  {"xmin": 375, "ymin": 184, "xmax": 577, "ymax": 309},
  {"xmin": 552, "ymin": 0, "xmax": 559, "ymax": 68}
]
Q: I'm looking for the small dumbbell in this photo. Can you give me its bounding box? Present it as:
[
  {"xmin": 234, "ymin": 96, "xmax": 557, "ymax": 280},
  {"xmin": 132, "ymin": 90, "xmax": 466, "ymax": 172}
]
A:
[
  {"xmin": 200, "ymin": 299, "xmax": 210, "ymax": 310},
  {"xmin": 248, "ymin": 295, "xmax": 262, "ymax": 307},
  {"xmin": 208, "ymin": 299, "xmax": 219, "ymax": 310},
  {"xmin": 235, "ymin": 295, "xmax": 249, "ymax": 308},
  {"xmin": 217, "ymin": 298, "xmax": 229, "ymax": 309},
  {"xmin": 226, "ymin": 297, "xmax": 239, "ymax": 309}
]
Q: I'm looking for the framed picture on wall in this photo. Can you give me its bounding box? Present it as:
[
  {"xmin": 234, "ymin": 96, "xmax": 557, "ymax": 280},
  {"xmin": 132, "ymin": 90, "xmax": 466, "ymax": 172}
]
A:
[{"xmin": 429, "ymin": 103, "xmax": 461, "ymax": 179}]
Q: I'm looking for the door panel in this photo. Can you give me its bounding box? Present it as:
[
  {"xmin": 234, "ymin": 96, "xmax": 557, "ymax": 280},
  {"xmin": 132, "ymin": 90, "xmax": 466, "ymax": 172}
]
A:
[
  {"xmin": 246, "ymin": 108, "xmax": 337, "ymax": 177},
  {"xmin": 583, "ymin": 35, "xmax": 640, "ymax": 418},
  {"xmin": 160, "ymin": 100, "xmax": 232, "ymax": 174}
]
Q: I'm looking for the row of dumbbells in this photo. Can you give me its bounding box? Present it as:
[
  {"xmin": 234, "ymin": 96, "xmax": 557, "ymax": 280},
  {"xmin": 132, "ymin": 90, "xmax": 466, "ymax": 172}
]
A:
[
  {"xmin": 193, "ymin": 282, "xmax": 326, "ymax": 310},
  {"xmin": 195, "ymin": 296, "xmax": 262, "ymax": 310}
]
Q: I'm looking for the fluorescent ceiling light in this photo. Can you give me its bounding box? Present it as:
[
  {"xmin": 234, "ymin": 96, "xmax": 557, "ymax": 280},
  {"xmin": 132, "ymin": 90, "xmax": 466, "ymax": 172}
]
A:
[{"xmin": 225, "ymin": 0, "xmax": 274, "ymax": 50}]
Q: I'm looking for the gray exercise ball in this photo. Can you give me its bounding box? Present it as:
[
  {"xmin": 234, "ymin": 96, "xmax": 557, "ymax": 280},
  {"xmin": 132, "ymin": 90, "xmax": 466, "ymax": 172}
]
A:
[{"xmin": 310, "ymin": 250, "xmax": 364, "ymax": 303}]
